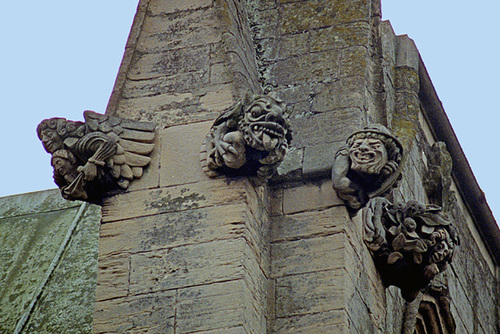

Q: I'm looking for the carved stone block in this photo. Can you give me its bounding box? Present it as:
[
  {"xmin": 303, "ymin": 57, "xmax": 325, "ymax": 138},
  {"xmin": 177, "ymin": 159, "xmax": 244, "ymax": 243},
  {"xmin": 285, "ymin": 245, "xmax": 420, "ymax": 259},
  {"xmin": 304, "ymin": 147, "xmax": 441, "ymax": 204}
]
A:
[
  {"xmin": 200, "ymin": 94, "xmax": 292, "ymax": 184},
  {"xmin": 363, "ymin": 197, "xmax": 460, "ymax": 301},
  {"xmin": 37, "ymin": 111, "xmax": 155, "ymax": 204},
  {"xmin": 331, "ymin": 124, "xmax": 404, "ymax": 210}
]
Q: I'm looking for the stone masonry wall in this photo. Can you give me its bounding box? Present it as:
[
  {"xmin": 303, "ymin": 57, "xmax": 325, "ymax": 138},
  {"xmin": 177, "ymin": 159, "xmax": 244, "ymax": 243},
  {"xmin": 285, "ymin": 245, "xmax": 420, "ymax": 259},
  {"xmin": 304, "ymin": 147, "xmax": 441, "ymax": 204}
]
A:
[
  {"xmin": 95, "ymin": 0, "xmax": 499, "ymax": 333},
  {"xmin": 249, "ymin": 0, "xmax": 391, "ymax": 332},
  {"xmin": 95, "ymin": 0, "xmax": 272, "ymax": 333},
  {"xmin": 247, "ymin": 0, "xmax": 379, "ymax": 177}
]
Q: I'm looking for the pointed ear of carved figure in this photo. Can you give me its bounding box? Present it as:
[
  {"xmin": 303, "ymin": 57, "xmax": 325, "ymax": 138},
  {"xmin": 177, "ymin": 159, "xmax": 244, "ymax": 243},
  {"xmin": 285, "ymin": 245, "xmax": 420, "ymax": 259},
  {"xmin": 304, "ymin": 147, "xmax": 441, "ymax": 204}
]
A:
[
  {"xmin": 200, "ymin": 93, "xmax": 292, "ymax": 184},
  {"xmin": 332, "ymin": 124, "xmax": 403, "ymax": 210},
  {"xmin": 38, "ymin": 111, "xmax": 156, "ymax": 204}
]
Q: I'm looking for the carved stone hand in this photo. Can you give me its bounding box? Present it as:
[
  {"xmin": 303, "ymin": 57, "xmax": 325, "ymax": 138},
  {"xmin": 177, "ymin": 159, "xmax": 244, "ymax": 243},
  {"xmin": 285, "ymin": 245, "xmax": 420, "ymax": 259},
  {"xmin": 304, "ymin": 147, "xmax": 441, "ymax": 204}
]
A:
[
  {"xmin": 78, "ymin": 161, "xmax": 98, "ymax": 181},
  {"xmin": 220, "ymin": 131, "xmax": 246, "ymax": 169}
]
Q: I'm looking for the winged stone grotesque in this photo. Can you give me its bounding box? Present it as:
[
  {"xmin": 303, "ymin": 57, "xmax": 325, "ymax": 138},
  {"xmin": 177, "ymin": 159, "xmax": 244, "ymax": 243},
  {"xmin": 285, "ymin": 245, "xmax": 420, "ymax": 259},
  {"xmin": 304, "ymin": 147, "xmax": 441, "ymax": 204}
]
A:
[
  {"xmin": 37, "ymin": 110, "xmax": 155, "ymax": 204},
  {"xmin": 200, "ymin": 94, "xmax": 292, "ymax": 184}
]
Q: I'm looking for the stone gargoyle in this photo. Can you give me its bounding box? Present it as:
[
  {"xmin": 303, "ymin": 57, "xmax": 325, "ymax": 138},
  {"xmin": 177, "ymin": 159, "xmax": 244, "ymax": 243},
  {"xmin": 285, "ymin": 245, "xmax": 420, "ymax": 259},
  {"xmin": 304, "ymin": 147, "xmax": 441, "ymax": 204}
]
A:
[
  {"xmin": 332, "ymin": 125, "xmax": 403, "ymax": 210},
  {"xmin": 37, "ymin": 110, "xmax": 155, "ymax": 204},
  {"xmin": 363, "ymin": 197, "xmax": 459, "ymax": 301},
  {"xmin": 200, "ymin": 94, "xmax": 292, "ymax": 183}
]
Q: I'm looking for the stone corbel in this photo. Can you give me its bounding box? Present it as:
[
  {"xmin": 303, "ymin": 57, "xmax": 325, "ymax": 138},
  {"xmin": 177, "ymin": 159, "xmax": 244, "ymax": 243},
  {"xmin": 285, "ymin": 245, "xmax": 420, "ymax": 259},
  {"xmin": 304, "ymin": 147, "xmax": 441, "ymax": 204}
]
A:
[
  {"xmin": 331, "ymin": 124, "xmax": 404, "ymax": 210},
  {"xmin": 200, "ymin": 94, "xmax": 292, "ymax": 184},
  {"xmin": 363, "ymin": 197, "xmax": 460, "ymax": 301},
  {"xmin": 37, "ymin": 111, "xmax": 156, "ymax": 204}
]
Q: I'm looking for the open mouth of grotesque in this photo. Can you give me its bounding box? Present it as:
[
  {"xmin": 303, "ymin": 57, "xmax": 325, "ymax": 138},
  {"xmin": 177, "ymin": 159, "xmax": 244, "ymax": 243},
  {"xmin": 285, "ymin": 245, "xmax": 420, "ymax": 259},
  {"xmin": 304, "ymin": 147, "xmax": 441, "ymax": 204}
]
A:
[
  {"xmin": 248, "ymin": 121, "xmax": 285, "ymax": 151},
  {"xmin": 351, "ymin": 151, "xmax": 376, "ymax": 163}
]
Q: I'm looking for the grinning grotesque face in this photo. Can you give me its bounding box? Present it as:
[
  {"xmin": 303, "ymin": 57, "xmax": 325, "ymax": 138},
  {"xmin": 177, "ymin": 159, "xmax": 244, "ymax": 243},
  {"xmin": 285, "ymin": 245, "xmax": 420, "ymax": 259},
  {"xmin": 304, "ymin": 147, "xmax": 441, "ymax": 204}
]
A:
[
  {"xmin": 349, "ymin": 137, "xmax": 388, "ymax": 174},
  {"xmin": 239, "ymin": 96, "xmax": 289, "ymax": 152}
]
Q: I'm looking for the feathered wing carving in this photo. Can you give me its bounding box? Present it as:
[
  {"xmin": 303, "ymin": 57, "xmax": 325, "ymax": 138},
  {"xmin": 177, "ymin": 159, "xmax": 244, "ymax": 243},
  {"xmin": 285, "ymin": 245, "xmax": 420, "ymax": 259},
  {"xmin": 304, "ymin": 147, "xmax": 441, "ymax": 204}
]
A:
[
  {"xmin": 37, "ymin": 111, "xmax": 155, "ymax": 204},
  {"xmin": 83, "ymin": 111, "xmax": 155, "ymax": 188}
]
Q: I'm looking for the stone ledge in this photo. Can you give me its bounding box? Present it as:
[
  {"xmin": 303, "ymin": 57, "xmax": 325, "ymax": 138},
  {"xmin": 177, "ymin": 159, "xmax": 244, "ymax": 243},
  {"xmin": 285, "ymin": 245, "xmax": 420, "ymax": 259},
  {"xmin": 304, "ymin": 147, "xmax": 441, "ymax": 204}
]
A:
[
  {"xmin": 281, "ymin": 179, "xmax": 344, "ymax": 215},
  {"xmin": 101, "ymin": 178, "xmax": 254, "ymax": 223}
]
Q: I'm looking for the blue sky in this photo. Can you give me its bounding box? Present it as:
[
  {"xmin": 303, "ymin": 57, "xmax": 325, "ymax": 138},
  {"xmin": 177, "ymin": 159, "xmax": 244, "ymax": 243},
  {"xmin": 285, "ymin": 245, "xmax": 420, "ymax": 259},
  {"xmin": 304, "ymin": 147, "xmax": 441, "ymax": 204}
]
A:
[
  {"xmin": 382, "ymin": 1, "xmax": 500, "ymax": 220},
  {"xmin": 0, "ymin": 1, "xmax": 497, "ymax": 221}
]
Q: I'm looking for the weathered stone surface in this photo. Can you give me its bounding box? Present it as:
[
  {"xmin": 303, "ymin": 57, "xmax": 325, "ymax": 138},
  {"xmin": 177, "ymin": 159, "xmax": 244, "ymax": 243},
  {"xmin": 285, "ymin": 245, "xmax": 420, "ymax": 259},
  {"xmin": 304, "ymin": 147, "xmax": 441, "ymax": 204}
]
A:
[
  {"xmin": 271, "ymin": 233, "xmax": 345, "ymax": 277},
  {"xmin": 309, "ymin": 22, "xmax": 371, "ymax": 52},
  {"xmin": 270, "ymin": 51, "xmax": 341, "ymax": 86},
  {"xmin": 340, "ymin": 46, "xmax": 369, "ymax": 78},
  {"xmin": 275, "ymin": 269, "xmax": 345, "ymax": 317},
  {"xmin": 199, "ymin": 84, "xmax": 236, "ymax": 111},
  {"xmin": 274, "ymin": 33, "xmax": 309, "ymax": 60},
  {"xmin": 160, "ymin": 121, "xmax": 212, "ymax": 187},
  {"xmin": 249, "ymin": 8, "xmax": 279, "ymax": 39},
  {"xmin": 271, "ymin": 205, "xmax": 349, "ymax": 242},
  {"xmin": 129, "ymin": 239, "xmax": 246, "ymax": 294},
  {"xmin": 187, "ymin": 327, "xmax": 247, "ymax": 334},
  {"xmin": 0, "ymin": 190, "xmax": 100, "ymax": 334},
  {"xmin": 122, "ymin": 70, "xmax": 210, "ymax": 99},
  {"xmin": 275, "ymin": 146, "xmax": 304, "ymax": 179},
  {"xmin": 210, "ymin": 62, "xmax": 234, "ymax": 85},
  {"xmin": 302, "ymin": 140, "xmax": 342, "ymax": 175},
  {"xmin": 280, "ymin": 1, "xmax": 343, "ymax": 34},
  {"xmin": 291, "ymin": 108, "xmax": 365, "ymax": 148},
  {"xmin": 98, "ymin": 204, "xmax": 250, "ymax": 257},
  {"xmin": 94, "ymin": 253, "xmax": 129, "ymax": 302},
  {"xmin": 94, "ymin": 291, "xmax": 176, "ymax": 334},
  {"xmin": 176, "ymin": 280, "xmax": 247, "ymax": 333},
  {"xmin": 101, "ymin": 178, "xmax": 253, "ymax": 222},
  {"xmin": 129, "ymin": 46, "xmax": 211, "ymax": 80},
  {"xmin": 311, "ymin": 77, "xmax": 367, "ymax": 112},
  {"xmin": 0, "ymin": 189, "xmax": 77, "ymax": 218},
  {"xmin": 116, "ymin": 93, "xmax": 219, "ymax": 127},
  {"xmin": 273, "ymin": 309, "xmax": 347, "ymax": 333},
  {"xmin": 148, "ymin": 0, "xmax": 213, "ymax": 15},
  {"xmin": 281, "ymin": 179, "xmax": 343, "ymax": 215},
  {"xmin": 137, "ymin": 7, "xmax": 221, "ymax": 52}
]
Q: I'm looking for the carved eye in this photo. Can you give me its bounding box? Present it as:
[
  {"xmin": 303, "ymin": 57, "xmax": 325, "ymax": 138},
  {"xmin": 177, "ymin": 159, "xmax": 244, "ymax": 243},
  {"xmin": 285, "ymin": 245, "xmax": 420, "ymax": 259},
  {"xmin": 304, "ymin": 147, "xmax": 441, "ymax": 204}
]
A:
[
  {"xmin": 251, "ymin": 107, "xmax": 262, "ymax": 118},
  {"xmin": 351, "ymin": 141, "xmax": 362, "ymax": 148}
]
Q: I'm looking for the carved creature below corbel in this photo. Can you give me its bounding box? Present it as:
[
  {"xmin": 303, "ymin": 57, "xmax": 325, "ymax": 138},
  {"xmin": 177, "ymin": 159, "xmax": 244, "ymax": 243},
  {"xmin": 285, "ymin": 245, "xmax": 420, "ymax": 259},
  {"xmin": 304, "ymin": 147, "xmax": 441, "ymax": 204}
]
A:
[
  {"xmin": 423, "ymin": 141, "xmax": 454, "ymax": 211},
  {"xmin": 200, "ymin": 94, "xmax": 292, "ymax": 184},
  {"xmin": 37, "ymin": 110, "xmax": 155, "ymax": 204},
  {"xmin": 363, "ymin": 197, "xmax": 460, "ymax": 301},
  {"xmin": 331, "ymin": 125, "xmax": 404, "ymax": 210}
]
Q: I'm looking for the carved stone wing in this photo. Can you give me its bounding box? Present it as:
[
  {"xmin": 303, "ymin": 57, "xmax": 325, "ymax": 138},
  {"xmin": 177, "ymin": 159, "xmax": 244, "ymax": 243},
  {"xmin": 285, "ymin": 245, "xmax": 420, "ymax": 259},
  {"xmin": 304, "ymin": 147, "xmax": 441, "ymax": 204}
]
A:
[{"xmin": 84, "ymin": 110, "xmax": 155, "ymax": 187}]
